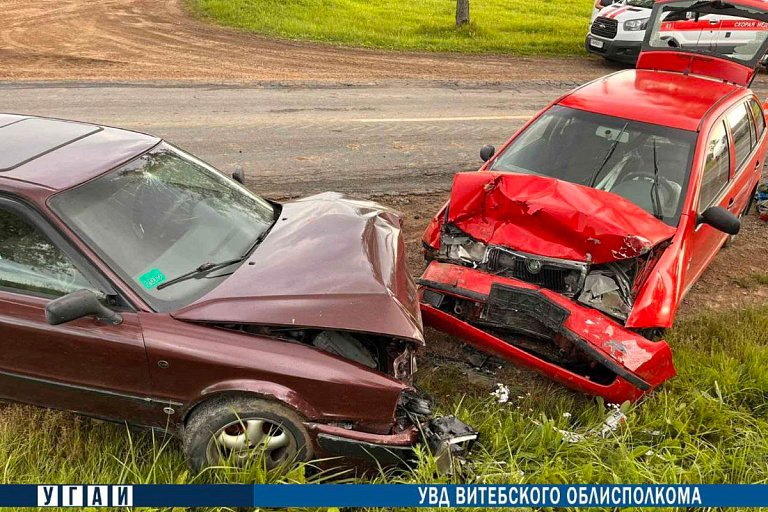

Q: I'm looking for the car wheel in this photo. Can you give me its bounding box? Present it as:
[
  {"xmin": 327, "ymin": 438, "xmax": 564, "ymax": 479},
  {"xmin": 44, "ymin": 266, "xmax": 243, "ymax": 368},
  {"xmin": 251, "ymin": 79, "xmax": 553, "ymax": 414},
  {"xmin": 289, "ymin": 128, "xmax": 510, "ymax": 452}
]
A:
[{"xmin": 183, "ymin": 395, "xmax": 312, "ymax": 473}]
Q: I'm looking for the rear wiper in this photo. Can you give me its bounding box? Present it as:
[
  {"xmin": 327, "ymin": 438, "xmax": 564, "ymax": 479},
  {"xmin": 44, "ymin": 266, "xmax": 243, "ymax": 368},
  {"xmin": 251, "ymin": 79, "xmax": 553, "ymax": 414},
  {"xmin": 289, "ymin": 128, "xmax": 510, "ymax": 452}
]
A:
[
  {"xmin": 650, "ymin": 139, "xmax": 664, "ymax": 220},
  {"xmin": 589, "ymin": 122, "xmax": 629, "ymax": 188}
]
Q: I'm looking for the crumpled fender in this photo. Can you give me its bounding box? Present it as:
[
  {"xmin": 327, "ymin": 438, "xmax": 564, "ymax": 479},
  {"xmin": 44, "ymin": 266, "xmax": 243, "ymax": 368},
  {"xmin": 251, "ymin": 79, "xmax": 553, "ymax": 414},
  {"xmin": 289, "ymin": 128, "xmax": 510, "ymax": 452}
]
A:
[
  {"xmin": 626, "ymin": 215, "xmax": 692, "ymax": 329},
  {"xmin": 419, "ymin": 262, "xmax": 676, "ymax": 403}
]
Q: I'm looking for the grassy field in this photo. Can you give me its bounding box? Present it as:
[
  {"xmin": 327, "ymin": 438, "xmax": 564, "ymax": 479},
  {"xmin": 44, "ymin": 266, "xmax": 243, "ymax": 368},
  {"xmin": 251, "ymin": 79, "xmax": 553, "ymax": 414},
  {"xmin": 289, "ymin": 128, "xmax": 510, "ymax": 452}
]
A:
[
  {"xmin": 3, "ymin": 304, "xmax": 768, "ymax": 510},
  {"xmin": 186, "ymin": 0, "xmax": 595, "ymax": 56}
]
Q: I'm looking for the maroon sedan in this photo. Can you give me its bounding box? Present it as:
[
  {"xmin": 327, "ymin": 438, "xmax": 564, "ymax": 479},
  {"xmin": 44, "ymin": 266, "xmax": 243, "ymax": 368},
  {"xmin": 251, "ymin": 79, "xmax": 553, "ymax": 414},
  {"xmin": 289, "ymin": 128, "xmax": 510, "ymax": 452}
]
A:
[{"xmin": 0, "ymin": 114, "xmax": 475, "ymax": 472}]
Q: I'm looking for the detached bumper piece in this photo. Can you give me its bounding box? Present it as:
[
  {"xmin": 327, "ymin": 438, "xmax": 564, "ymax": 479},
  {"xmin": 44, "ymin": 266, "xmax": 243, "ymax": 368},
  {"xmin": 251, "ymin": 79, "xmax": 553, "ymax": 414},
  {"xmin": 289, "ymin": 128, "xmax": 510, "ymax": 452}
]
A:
[
  {"xmin": 424, "ymin": 415, "xmax": 478, "ymax": 475},
  {"xmin": 419, "ymin": 262, "xmax": 676, "ymax": 403}
]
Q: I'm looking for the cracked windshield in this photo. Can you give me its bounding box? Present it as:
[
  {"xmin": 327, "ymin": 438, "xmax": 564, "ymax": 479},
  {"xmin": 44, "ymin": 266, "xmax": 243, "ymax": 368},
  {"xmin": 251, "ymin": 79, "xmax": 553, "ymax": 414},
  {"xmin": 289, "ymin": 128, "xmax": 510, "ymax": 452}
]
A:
[{"xmin": 49, "ymin": 143, "xmax": 276, "ymax": 311}]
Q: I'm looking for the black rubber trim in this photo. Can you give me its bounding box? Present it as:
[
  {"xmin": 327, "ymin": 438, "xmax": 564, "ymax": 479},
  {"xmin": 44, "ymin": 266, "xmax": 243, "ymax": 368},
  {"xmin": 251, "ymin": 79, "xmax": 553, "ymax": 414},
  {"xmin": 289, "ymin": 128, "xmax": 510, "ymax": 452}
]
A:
[
  {"xmin": 316, "ymin": 433, "xmax": 415, "ymax": 466},
  {"xmin": 416, "ymin": 279, "xmax": 488, "ymax": 302},
  {"xmin": 0, "ymin": 369, "xmax": 183, "ymax": 407},
  {"xmin": 418, "ymin": 280, "xmax": 651, "ymax": 390}
]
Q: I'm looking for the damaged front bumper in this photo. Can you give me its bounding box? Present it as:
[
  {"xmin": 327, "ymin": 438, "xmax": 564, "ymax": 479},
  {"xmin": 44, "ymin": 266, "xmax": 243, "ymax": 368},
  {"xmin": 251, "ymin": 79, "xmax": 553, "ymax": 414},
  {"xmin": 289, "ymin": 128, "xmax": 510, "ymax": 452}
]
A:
[
  {"xmin": 418, "ymin": 262, "xmax": 676, "ymax": 403},
  {"xmin": 307, "ymin": 390, "xmax": 478, "ymax": 473},
  {"xmin": 308, "ymin": 416, "xmax": 477, "ymax": 473}
]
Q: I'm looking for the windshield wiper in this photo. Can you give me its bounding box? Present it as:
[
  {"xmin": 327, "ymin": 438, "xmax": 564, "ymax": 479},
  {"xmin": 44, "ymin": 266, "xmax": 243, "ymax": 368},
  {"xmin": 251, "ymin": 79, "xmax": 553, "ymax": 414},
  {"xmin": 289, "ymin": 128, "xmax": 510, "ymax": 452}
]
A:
[
  {"xmin": 156, "ymin": 221, "xmax": 276, "ymax": 292},
  {"xmin": 650, "ymin": 139, "xmax": 664, "ymax": 220},
  {"xmin": 156, "ymin": 256, "xmax": 247, "ymax": 291},
  {"xmin": 589, "ymin": 122, "xmax": 629, "ymax": 188}
]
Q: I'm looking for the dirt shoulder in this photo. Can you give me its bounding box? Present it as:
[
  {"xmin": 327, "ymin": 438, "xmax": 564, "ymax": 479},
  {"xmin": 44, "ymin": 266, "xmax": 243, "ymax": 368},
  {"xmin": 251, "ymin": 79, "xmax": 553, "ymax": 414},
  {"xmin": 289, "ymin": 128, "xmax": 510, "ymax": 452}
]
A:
[{"xmin": 0, "ymin": 0, "xmax": 609, "ymax": 83}]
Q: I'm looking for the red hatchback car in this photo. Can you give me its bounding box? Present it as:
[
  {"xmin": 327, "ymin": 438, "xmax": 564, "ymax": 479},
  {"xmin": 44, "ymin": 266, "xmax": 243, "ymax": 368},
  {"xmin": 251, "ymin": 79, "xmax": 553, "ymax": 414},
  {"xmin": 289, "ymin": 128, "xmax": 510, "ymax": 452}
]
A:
[
  {"xmin": 420, "ymin": 0, "xmax": 768, "ymax": 403},
  {"xmin": 0, "ymin": 114, "xmax": 475, "ymax": 472}
]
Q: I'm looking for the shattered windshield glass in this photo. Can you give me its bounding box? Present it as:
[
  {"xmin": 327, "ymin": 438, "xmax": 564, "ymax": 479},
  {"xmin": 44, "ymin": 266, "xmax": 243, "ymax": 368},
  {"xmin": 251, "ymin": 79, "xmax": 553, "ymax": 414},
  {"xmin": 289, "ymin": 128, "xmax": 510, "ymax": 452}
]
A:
[
  {"xmin": 489, "ymin": 105, "xmax": 696, "ymax": 225},
  {"xmin": 648, "ymin": 0, "xmax": 768, "ymax": 65},
  {"xmin": 50, "ymin": 143, "xmax": 277, "ymax": 312}
]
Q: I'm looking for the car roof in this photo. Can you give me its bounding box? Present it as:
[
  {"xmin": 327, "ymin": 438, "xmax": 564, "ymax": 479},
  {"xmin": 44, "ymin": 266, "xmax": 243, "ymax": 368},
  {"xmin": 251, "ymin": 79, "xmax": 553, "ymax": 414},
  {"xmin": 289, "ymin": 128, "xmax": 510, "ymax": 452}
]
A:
[
  {"xmin": 558, "ymin": 69, "xmax": 744, "ymax": 132},
  {"xmin": 0, "ymin": 114, "xmax": 160, "ymax": 192}
]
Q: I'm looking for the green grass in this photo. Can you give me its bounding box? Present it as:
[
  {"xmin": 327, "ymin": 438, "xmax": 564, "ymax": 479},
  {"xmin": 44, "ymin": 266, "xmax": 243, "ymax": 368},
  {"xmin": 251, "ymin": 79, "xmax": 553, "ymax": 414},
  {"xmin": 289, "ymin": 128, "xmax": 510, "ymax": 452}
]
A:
[
  {"xmin": 734, "ymin": 271, "xmax": 768, "ymax": 289},
  {"xmin": 4, "ymin": 305, "xmax": 768, "ymax": 511},
  {"xmin": 186, "ymin": 0, "xmax": 594, "ymax": 56}
]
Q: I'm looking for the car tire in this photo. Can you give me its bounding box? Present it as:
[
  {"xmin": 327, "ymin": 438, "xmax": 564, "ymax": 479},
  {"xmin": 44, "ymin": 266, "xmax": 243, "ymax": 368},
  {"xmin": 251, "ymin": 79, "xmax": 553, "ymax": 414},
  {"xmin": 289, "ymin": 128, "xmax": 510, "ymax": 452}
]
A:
[{"xmin": 183, "ymin": 395, "xmax": 313, "ymax": 473}]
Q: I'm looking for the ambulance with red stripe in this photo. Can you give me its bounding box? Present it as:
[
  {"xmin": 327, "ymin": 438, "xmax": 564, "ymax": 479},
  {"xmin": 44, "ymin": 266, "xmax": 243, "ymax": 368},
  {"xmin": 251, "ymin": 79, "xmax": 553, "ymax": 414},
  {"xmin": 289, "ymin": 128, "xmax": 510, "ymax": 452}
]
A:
[
  {"xmin": 587, "ymin": 0, "xmax": 659, "ymax": 63},
  {"xmin": 587, "ymin": 0, "xmax": 768, "ymax": 65}
]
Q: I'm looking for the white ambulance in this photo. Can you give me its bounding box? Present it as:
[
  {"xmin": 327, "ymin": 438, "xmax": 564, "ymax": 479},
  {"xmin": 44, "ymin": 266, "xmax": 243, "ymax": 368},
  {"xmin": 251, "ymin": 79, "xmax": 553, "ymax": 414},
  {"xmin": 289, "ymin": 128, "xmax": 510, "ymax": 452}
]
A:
[
  {"xmin": 586, "ymin": 0, "xmax": 656, "ymax": 64},
  {"xmin": 587, "ymin": 0, "xmax": 768, "ymax": 65}
]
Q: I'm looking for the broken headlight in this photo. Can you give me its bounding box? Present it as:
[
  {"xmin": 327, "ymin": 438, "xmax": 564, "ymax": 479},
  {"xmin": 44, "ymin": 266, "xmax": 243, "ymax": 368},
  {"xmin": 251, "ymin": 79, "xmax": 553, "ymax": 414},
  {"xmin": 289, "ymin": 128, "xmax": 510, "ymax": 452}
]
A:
[
  {"xmin": 439, "ymin": 227, "xmax": 588, "ymax": 296},
  {"xmin": 577, "ymin": 261, "xmax": 636, "ymax": 321}
]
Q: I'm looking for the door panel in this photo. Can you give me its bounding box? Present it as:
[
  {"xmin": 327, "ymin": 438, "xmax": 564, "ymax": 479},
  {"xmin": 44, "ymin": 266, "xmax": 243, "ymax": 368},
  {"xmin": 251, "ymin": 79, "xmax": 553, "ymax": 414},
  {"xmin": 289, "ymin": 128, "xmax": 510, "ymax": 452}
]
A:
[
  {"xmin": 0, "ymin": 202, "xmax": 165, "ymax": 427},
  {"xmin": 685, "ymin": 119, "xmax": 731, "ymax": 290},
  {"xmin": 0, "ymin": 291, "xmax": 164, "ymax": 426}
]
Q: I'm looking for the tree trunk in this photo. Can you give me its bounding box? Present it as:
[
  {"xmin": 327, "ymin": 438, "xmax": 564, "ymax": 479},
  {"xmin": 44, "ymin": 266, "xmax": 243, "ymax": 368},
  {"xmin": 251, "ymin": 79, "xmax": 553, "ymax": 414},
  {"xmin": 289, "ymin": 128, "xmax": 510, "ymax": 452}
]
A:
[{"xmin": 456, "ymin": 0, "xmax": 469, "ymax": 27}]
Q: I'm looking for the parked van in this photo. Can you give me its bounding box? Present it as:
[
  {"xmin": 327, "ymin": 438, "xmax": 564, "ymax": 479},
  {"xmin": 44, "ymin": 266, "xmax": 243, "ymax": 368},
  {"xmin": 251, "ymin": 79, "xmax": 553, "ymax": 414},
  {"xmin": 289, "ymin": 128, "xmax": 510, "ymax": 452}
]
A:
[{"xmin": 587, "ymin": 0, "xmax": 768, "ymax": 65}]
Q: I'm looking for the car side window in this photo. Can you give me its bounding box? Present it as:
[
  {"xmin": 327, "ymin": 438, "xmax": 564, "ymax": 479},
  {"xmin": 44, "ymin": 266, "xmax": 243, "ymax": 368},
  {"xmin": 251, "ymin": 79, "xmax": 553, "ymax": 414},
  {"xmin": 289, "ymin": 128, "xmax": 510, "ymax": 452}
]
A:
[
  {"xmin": 726, "ymin": 103, "xmax": 752, "ymax": 171},
  {"xmin": 700, "ymin": 120, "xmax": 730, "ymax": 212},
  {"xmin": 0, "ymin": 207, "xmax": 94, "ymax": 298},
  {"xmin": 749, "ymin": 98, "xmax": 765, "ymax": 144}
]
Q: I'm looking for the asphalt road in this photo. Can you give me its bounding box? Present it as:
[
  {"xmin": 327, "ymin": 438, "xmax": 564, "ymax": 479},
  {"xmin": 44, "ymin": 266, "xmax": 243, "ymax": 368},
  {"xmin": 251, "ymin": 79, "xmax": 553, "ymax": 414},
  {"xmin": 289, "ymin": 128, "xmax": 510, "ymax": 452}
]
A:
[
  {"xmin": 3, "ymin": 78, "xmax": 768, "ymax": 199},
  {"xmin": 0, "ymin": 81, "xmax": 576, "ymax": 198}
]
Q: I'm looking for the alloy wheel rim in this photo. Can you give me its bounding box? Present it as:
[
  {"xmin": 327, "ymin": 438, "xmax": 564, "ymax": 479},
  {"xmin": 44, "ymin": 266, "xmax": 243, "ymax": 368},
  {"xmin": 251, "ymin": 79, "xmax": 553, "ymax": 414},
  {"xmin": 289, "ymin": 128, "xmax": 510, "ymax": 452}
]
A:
[{"xmin": 205, "ymin": 417, "xmax": 295, "ymax": 468}]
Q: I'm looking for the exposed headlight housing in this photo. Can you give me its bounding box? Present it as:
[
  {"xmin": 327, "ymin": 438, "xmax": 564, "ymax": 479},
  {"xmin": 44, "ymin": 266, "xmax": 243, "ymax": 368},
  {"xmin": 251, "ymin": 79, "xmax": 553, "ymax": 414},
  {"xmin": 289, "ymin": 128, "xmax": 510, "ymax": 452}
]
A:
[{"xmin": 624, "ymin": 18, "xmax": 649, "ymax": 31}]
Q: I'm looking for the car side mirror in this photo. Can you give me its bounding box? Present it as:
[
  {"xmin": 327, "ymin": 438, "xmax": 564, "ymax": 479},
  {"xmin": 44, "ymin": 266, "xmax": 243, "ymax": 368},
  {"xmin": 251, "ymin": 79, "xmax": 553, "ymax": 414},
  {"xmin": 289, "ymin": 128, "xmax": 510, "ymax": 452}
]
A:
[
  {"xmin": 697, "ymin": 206, "xmax": 741, "ymax": 235},
  {"xmin": 480, "ymin": 145, "xmax": 496, "ymax": 162},
  {"xmin": 45, "ymin": 289, "xmax": 122, "ymax": 326},
  {"xmin": 232, "ymin": 165, "xmax": 246, "ymax": 185}
]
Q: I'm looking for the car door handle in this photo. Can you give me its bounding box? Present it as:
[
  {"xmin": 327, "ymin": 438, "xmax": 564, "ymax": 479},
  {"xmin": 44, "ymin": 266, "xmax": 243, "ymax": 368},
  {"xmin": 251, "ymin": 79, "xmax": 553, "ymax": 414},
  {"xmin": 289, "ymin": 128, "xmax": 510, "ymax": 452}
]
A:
[
  {"xmin": 756, "ymin": 160, "xmax": 762, "ymax": 169},
  {"xmin": 728, "ymin": 197, "xmax": 735, "ymax": 208}
]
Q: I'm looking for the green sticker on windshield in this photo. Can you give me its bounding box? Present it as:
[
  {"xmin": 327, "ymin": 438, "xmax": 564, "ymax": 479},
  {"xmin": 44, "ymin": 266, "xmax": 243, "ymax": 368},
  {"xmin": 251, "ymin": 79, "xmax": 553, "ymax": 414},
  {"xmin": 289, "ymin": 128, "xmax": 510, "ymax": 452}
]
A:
[{"xmin": 138, "ymin": 269, "xmax": 166, "ymax": 290}]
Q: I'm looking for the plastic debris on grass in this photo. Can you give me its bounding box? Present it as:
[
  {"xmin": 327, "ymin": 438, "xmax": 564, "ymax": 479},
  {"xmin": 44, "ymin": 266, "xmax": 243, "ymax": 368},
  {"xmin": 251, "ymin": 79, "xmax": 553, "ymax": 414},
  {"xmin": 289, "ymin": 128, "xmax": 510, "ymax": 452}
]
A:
[
  {"xmin": 491, "ymin": 383, "xmax": 510, "ymax": 403},
  {"xmin": 534, "ymin": 401, "xmax": 630, "ymax": 444}
]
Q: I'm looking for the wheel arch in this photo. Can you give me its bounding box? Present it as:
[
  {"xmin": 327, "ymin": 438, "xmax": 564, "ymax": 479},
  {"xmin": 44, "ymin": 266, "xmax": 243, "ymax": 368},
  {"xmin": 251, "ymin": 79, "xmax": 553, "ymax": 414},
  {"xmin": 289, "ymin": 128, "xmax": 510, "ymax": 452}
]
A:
[{"xmin": 181, "ymin": 379, "xmax": 320, "ymax": 424}]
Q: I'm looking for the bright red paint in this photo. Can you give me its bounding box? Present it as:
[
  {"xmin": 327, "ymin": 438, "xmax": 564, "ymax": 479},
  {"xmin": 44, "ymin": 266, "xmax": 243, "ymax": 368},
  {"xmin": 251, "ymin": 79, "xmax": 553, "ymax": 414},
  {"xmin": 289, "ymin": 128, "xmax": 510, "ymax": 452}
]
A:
[
  {"xmin": 559, "ymin": 70, "xmax": 740, "ymax": 131},
  {"xmin": 440, "ymin": 172, "xmax": 676, "ymax": 264},
  {"xmin": 421, "ymin": 1, "xmax": 768, "ymax": 402},
  {"xmin": 637, "ymin": 51, "xmax": 758, "ymax": 87},
  {"xmin": 420, "ymin": 263, "xmax": 676, "ymax": 404}
]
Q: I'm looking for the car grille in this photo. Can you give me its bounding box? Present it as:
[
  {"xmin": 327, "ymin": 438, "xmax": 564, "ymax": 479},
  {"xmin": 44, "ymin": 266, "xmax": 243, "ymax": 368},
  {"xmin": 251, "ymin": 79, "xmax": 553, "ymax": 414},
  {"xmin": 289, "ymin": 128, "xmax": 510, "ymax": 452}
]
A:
[
  {"xmin": 591, "ymin": 17, "xmax": 618, "ymax": 39},
  {"xmin": 486, "ymin": 247, "xmax": 584, "ymax": 295}
]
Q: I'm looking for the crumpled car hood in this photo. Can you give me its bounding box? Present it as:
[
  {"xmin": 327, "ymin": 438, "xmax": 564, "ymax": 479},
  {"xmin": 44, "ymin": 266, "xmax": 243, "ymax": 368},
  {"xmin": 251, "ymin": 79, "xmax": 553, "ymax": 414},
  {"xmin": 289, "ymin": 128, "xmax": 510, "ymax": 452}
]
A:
[
  {"xmin": 446, "ymin": 172, "xmax": 676, "ymax": 264},
  {"xmin": 173, "ymin": 192, "xmax": 424, "ymax": 344}
]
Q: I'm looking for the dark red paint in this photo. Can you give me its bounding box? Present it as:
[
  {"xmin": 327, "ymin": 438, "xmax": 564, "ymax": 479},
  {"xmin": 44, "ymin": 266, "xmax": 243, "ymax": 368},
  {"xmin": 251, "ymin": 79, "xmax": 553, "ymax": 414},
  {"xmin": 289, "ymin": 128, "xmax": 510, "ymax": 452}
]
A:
[{"xmin": 0, "ymin": 115, "xmax": 429, "ymax": 464}]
